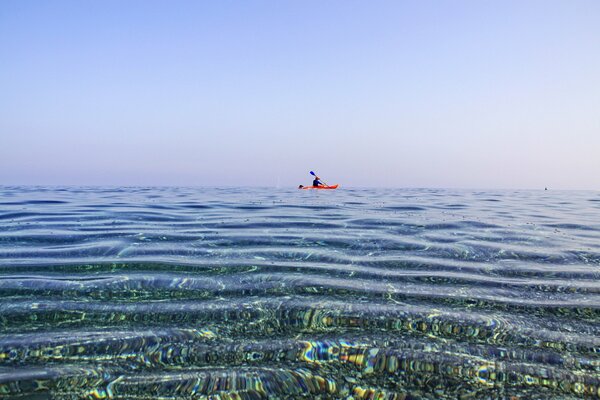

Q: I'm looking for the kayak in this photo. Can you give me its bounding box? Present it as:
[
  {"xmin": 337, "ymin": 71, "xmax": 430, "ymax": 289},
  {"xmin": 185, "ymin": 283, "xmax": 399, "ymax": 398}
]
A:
[{"xmin": 299, "ymin": 184, "xmax": 339, "ymax": 190}]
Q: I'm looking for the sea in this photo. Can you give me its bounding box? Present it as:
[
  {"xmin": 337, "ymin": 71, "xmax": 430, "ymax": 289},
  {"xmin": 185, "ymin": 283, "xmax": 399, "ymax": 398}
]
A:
[{"xmin": 0, "ymin": 186, "xmax": 599, "ymax": 399}]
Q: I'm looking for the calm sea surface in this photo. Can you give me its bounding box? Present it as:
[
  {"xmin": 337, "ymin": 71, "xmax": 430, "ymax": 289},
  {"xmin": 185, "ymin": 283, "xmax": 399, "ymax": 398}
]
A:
[{"xmin": 0, "ymin": 186, "xmax": 599, "ymax": 399}]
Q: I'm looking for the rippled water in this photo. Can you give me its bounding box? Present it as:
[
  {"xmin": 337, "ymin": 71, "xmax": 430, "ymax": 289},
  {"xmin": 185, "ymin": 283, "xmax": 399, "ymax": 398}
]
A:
[{"xmin": 0, "ymin": 186, "xmax": 599, "ymax": 399}]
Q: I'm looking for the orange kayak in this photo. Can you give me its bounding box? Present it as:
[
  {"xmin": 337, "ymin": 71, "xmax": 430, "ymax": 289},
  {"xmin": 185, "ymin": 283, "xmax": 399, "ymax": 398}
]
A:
[{"xmin": 299, "ymin": 184, "xmax": 339, "ymax": 190}]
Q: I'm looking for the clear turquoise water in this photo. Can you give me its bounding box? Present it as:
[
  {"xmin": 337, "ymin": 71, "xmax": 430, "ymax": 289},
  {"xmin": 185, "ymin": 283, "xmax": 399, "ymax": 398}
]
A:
[{"xmin": 0, "ymin": 186, "xmax": 599, "ymax": 399}]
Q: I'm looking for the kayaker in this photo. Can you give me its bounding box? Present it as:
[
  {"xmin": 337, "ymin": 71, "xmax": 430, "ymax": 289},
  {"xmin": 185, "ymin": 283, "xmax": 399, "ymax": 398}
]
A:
[{"xmin": 298, "ymin": 171, "xmax": 338, "ymax": 189}]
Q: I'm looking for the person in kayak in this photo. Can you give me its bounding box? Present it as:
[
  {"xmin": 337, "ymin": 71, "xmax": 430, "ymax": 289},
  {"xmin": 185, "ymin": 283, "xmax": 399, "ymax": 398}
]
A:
[{"xmin": 298, "ymin": 172, "xmax": 331, "ymax": 189}]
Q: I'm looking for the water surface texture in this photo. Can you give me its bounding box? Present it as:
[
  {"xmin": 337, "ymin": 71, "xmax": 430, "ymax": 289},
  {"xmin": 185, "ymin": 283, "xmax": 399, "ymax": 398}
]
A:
[{"xmin": 1, "ymin": 186, "xmax": 599, "ymax": 399}]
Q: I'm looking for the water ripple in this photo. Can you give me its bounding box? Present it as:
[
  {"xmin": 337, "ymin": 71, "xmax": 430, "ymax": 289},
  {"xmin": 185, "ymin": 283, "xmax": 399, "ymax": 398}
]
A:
[{"xmin": 0, "ymin": 186, "xmax": 599, "ymax": 399}]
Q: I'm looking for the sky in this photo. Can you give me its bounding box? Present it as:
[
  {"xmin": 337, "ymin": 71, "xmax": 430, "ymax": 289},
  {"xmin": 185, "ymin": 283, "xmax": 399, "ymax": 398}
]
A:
[{"xmin": 1, "ymin": 0, "xmax": 599, "ymax": 189}]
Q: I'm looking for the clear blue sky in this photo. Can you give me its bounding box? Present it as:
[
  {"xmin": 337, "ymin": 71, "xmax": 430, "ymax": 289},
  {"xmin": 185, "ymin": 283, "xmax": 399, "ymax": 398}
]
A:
[{"xmin": 1, "ymin": 0, "xmax": 599, "ymax": 188}]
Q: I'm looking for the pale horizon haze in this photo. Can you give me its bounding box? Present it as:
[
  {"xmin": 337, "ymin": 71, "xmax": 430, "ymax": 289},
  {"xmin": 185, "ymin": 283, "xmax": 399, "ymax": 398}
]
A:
[{"xmin": 1, "ymin": 0, "xmax": 599, "ymax": 189}]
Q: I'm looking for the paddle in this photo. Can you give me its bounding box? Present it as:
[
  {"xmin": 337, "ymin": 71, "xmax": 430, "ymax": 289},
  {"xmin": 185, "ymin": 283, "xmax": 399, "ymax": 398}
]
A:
[{"xmin": 310, "ymin": 171, "xmax": 328, "ymax": 186}]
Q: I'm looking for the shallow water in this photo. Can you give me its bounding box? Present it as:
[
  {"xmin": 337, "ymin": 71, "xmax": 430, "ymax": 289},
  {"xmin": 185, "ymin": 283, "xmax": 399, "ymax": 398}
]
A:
[{"xmin": 0, "ymin": 186, "xmax": 599, "ymax": 399}]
